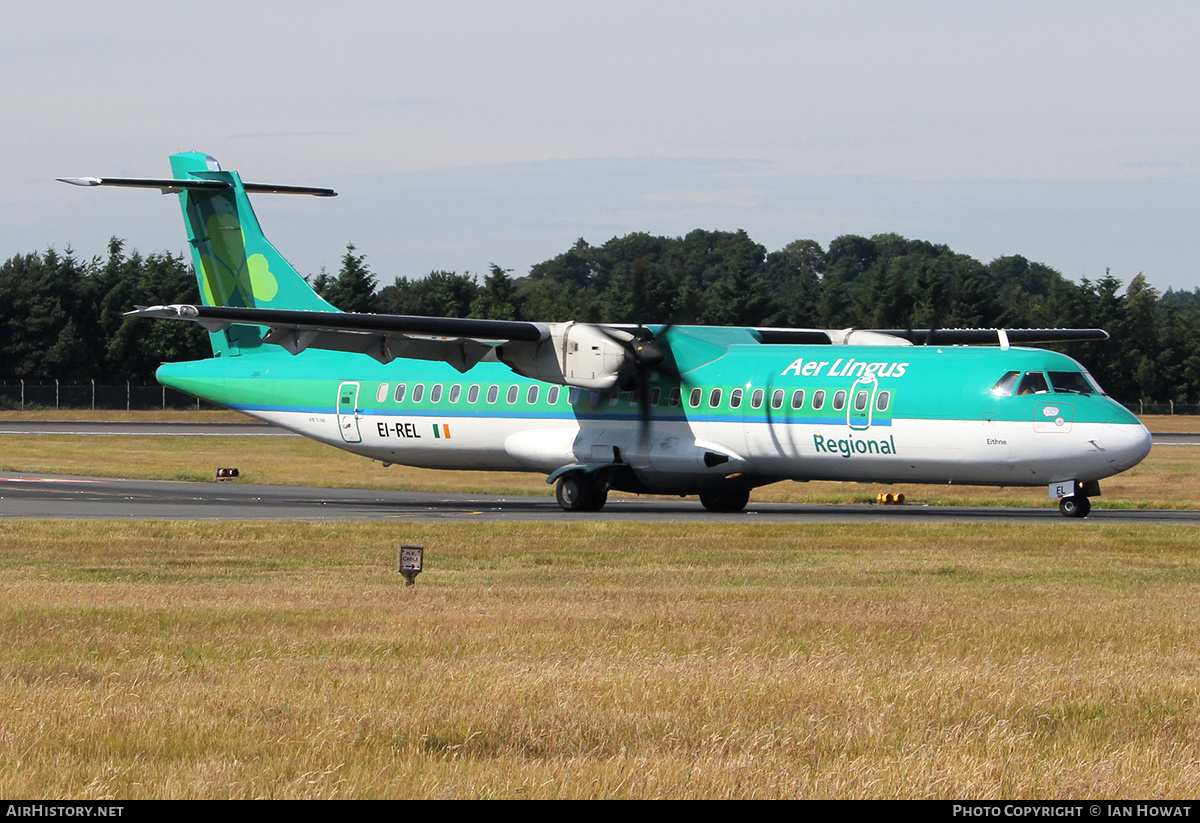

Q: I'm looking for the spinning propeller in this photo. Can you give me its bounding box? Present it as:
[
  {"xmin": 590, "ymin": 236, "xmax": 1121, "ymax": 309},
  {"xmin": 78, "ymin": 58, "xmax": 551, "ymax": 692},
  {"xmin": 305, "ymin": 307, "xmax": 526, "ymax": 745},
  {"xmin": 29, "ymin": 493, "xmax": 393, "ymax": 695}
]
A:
[{"xmin": 597, "ymin": 324, "xmax": 687, "ymax": 441}]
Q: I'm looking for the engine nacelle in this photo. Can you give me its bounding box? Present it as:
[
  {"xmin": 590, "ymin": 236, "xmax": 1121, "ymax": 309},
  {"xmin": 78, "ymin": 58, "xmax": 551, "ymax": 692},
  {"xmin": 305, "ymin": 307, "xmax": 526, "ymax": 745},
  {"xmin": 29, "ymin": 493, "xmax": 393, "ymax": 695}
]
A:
[{"xmin": 495, "ymin": 322, "xmax": 634, "ymax": 391}]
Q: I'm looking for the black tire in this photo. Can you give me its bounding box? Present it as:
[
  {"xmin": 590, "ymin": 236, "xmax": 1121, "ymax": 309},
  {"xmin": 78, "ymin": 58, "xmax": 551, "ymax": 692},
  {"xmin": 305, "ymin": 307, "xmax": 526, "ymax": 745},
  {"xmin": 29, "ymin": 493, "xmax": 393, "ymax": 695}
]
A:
[
  {"xmin": 555, "ymin": 473, "xmax": 607, "ymax": 512},
  {"xmin": 1059, "ymin": 495, "xmax": 1091, "ymax": 518},
  {"xmin": 699, "ymin": 486, "xmax": 751, "ymax": 513}
]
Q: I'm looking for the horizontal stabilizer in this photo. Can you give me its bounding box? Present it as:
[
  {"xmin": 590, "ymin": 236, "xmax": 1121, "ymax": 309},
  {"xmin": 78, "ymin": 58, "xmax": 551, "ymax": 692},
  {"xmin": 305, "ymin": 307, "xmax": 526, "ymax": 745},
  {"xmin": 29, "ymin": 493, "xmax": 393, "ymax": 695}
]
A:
[
  {"xmin": 57, "ymin": 176, "xmax": 336, "ymax": 196},
  {"xmin": 57, "ymin": 176, "xmax": 229, "ymax": 193}
]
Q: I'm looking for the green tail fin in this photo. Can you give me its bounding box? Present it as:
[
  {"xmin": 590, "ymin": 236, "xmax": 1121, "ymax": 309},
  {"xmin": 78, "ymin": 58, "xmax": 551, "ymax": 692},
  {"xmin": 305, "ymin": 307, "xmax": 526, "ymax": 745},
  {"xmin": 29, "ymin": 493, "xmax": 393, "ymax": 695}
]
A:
[{"xmin": 169, "ymin": 152, "xmax": 338, "ymax": 356}]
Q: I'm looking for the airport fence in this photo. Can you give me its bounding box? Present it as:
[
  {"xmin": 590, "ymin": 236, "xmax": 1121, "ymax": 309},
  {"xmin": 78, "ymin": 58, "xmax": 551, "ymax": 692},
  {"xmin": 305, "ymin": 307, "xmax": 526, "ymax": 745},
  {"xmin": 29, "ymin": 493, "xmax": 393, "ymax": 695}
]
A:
[
  {"xmin": 0, "ymin": 381, "xmax": 220, "ymax": 411},
  {"xmin": 1122, "ymin": 401, "xmax": 1200, "ymax": 416}
]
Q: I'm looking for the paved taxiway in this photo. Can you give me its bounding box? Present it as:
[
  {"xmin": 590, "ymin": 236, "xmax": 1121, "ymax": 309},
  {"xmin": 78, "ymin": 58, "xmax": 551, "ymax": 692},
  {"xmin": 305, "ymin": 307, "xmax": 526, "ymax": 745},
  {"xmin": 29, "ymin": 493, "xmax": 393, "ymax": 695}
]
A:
[{"xmin": 2, "ymin": 472, "xmax": 1198, "ymax": 524}]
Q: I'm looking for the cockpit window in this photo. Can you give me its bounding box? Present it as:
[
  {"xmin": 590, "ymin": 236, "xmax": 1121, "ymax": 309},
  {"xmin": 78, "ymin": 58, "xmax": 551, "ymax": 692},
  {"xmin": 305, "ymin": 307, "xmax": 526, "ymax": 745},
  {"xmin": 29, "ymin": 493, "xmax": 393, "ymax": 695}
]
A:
[
  {"xmin": 1049, "ymin": 371, "xmax": 1096, "ymax": 395},
  {"xmin": 1080, "ymin": 367, "xmax": 1107, "ymax": 396},
  {"xmin": 990, "ymin": 371, "xmax": 1020, "ymax": 397},
  {"xmin": 1016, "ymin": 371, "xmax": 1050, "ymax": 395}
]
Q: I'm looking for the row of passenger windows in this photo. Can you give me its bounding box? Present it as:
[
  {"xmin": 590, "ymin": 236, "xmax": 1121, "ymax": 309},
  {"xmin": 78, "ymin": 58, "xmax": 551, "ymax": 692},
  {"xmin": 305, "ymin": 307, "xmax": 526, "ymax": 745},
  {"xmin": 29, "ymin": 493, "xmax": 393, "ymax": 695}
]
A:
[
  {"xmin": 376, "ymin": 382, "xmax": 891, "ymax": 413},
  {"xmin": 685, "ymin": 386, "xmax": 891, "ymax": 413},
  {"xmin": 384, "ymin": 382, "xmax": 563, "ymax": 406}
]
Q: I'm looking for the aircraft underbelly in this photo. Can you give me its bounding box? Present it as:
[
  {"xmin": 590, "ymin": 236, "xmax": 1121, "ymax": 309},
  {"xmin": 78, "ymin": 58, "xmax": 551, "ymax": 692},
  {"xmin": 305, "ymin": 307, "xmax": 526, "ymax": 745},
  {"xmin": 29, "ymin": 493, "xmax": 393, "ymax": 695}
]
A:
[
  {"xmin": 742, "ymin": 417, "xmax": 1122, "ymax": 486},
  {"xmin": 253, "ymin": 409, "xmax": 570, "ymax": 471}
]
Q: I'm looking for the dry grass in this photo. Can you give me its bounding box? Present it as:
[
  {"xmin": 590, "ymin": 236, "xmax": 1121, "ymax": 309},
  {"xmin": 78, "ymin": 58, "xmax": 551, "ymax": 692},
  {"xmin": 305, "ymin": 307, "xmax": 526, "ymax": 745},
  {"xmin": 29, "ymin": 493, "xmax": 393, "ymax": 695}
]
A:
[
  {"xmin": 1137, "ymin": 415, "xmax": 1200, "ymax": 433},
  {"xmin": 2, "ymin": 520, "xmax": 1199, "ymax": 798}
]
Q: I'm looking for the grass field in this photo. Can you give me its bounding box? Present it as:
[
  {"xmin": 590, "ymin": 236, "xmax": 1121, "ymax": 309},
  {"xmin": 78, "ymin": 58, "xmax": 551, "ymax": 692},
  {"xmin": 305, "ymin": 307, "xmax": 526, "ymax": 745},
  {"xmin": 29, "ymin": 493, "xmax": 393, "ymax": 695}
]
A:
[
  {"xmin": 2, "ymin": 410, "xmax": 1199, "ymax": 798},
  {"xmin": 3, "ymin": 520, "xmax": 1200, "ymax": 799}
]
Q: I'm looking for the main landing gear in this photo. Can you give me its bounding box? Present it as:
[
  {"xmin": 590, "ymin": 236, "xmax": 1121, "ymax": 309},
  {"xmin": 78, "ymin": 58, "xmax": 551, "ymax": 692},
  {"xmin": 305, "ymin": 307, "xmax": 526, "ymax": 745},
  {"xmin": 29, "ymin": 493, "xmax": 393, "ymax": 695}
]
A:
[
  {"xmin": 553, "ymin": 472, "xmax": 752, "ymax": 514},
  {"xmin": 698, "ymin": 486, "xmax": 751, "ymax": 513},
  {"xmin": 555, "ymin": 472, "xmax": 609, "ymax": 512}
]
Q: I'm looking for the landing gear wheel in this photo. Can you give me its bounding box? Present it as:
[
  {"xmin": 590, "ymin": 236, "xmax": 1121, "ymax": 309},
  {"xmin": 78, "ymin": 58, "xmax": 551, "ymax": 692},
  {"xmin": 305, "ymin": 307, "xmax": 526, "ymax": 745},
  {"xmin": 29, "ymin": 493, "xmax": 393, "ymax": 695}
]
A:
[
  {"xmin": 1059, "ymin": 495, "xmax": 1091, "ymax": 518},
  {"xmin": 699, "ymin": 486, "xmax": 751, "ymax": 513},
  {"xmin": 555, "ymin": 473, "xmax": 608, "ymax": 512}
]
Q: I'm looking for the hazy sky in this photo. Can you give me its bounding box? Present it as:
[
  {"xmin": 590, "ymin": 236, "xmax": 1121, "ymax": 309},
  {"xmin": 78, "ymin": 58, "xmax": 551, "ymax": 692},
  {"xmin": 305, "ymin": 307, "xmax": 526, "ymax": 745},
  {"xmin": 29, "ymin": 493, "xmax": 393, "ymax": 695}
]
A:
[{"xmin": 5, "ymin": 1, "xmax": 1199, "ymax": 294}]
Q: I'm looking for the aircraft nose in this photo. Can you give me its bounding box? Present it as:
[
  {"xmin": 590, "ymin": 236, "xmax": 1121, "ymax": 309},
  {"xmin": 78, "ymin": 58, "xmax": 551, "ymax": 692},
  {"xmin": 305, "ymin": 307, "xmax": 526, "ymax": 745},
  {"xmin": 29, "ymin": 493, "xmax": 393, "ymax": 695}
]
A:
[{"xmin": 1101, "ymin": 422, "xmax": 1153, "ymax": 473}]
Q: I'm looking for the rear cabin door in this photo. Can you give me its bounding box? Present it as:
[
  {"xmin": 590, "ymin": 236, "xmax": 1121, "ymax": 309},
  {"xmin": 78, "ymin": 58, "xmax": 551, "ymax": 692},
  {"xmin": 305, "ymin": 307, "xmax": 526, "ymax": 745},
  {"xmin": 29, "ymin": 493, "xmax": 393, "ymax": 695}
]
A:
[{"xmin": 337, "ymin": 381, "xmax": 362, "ymax": 444}]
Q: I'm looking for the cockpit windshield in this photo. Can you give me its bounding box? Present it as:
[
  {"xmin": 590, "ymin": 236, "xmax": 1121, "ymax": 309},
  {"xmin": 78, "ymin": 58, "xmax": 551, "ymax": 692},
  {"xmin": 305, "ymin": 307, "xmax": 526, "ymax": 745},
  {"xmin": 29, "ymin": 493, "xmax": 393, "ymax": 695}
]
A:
[
  {"xmin": 993, "ymin": 369, "xmax": 1102, "ymax": 398},
  {"xmin": 1016, "ymin": 371, "xmax": 1050, "ymax": 395},
  {"xmin": 990, "ymin": 371, "xmax": 1020, "ymax": 397},
  {"xmin": 1048, "ymin": 371, "xmax": 1097, "ymax": 395}
]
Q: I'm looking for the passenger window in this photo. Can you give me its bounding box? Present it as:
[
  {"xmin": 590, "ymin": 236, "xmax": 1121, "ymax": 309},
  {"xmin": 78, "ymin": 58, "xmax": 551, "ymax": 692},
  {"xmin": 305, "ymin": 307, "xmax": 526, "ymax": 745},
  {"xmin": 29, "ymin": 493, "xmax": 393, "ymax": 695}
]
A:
[
  {"xmin": 526, "ymin": 385, "xmax": 539, "ymax": 404},
  {"xmin": 467, "ymin": 385, "xmax": 479, "ymax": 404},
  {"xmin": 689, "ymin": 388, "xmax": 703, "ymax": 408},
  {"xmin": 771, "ymin": 389, "xmax": 784, "ymax": 410},
  {"xmin": 568, "ymin": 388, "xmax": 581, "ymax": 405},
  {"xmin": 430, "ymin": 384, "xmax": 443, "ymax": 403},
  {"xmin": 990, "ymin": 371, "xmax": 1020, "ymax": 397},
  {"xmin": 751, "ymin": 389, "xmax": 764, "ymax": 409},
  {"xmin": 669, "ymin": 388, "xmax": 681, "ymax": 407},
  {"xmin": 548, "ymin": 386, "xmax": 560, "ymax": 405},
  {"xmin": 394, "ymin": 384, "xmax": 406, "ymax": 403},
  {"xmin": 649, "ymin": 387, "xmax": 661, "ymax": 406},
  {"xmin": 1016, "ymin": 372, "xmax": 1050, "ymax": 395},
  {"xmin": 486, "ymin": 385, "xmax": 499, "ymax": 404},
  {"xmin": 876, "ymin": 391, "xmax": 891, "ymax": 411},
  {"xmin": 791, "ymin": 389, "xmax": 805, "ymax": 409},
  {"xmin": 449, "ymin": 384, "xmax": 461, "ymax": 403},
  {"xmin": 812, "ymin": 390, "xmax": 825, "ymax": 410},
  {"xmin": 412, "ymin": 384, "xmax": 425, "ymax": 403},
  {"xmin": 376, "ymin": 383, "xmax": 389, "ymax": 403},
  {"xmin": 854, "ymin": 390, "xmax": 869, "ymax": 411},
  {"xmin": 507, "ymin": 385, "xmax": 520, "ymax": 404},
  {"xmin": 709, "ymin": 388, "xmax": 723, "ymax": 407},
  {"xmin": 833, "ymin": 390, "xmax": 847, "ymax": 411},
  {"xmin": 729, "ymin": 388, "xmax": 742, "ymax": 408}
]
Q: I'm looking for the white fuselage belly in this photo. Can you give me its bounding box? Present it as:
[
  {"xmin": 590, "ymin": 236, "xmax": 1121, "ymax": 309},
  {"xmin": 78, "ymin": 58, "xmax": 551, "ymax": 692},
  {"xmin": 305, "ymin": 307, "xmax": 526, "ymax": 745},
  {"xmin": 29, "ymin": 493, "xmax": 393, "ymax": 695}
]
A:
[{"xmin": 245, "ymin": 408, "xmax": 1150, "ymax": 489}]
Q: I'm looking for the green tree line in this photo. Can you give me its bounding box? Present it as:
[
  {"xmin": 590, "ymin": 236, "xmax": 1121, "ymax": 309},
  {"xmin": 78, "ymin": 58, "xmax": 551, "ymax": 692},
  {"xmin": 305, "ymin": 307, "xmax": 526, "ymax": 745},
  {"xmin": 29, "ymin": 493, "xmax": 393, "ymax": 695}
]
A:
[{"xmin": 4, "ymin": 232, "xmax": 1199, "ymax": 403}]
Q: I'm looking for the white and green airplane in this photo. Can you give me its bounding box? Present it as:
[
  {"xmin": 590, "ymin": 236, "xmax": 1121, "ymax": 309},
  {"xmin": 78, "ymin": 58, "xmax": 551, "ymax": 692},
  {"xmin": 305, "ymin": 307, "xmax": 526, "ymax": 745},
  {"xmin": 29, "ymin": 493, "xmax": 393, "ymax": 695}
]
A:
[{"xmin": 60, "ymin": 153, "xmax": 1152, "ymax": 517}]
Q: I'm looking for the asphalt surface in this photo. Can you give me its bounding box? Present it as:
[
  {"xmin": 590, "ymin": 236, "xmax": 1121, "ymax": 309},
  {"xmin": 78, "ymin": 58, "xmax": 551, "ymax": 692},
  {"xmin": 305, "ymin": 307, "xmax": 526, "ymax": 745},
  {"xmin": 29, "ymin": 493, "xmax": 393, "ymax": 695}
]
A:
[
  {"xmin": 0, "ymin": 421, "xmax": 1196, "ymax": 522},
  {"xmin": 1, "ymin": 472, "xmax": 1197, "ymax": 523}
]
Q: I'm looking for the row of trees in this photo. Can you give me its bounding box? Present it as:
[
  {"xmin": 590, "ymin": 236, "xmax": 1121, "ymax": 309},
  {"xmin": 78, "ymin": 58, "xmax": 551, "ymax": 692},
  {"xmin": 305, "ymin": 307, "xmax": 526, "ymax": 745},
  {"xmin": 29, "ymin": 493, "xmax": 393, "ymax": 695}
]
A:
[{"xmin": 3, "ymin": 231, "xmax": 1199, "ymax": 403}]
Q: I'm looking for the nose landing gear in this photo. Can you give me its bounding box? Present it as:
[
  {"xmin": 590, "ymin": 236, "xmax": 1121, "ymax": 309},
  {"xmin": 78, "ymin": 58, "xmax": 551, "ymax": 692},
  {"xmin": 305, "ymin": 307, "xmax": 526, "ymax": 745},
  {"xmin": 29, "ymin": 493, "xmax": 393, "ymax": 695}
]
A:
[
  {"xmin": 1058, "ymin": 495, "xmax": 1091, "ymax": 518},
  {"xmin": 1055, "ymin": 480, "xmax": 1100, "ymax": 518}
]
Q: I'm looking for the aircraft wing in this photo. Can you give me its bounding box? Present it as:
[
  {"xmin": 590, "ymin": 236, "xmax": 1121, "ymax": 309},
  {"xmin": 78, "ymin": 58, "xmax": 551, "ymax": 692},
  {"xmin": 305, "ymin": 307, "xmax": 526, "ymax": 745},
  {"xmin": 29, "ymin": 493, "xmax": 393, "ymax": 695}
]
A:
[
  {"xmin": 132, "ymin": 303, "xmax": 1112, "ymax": 388},
  {"xmin": 752, "ymin": 327, "xmax": 1109, "ymax": 346},
  {"xmin": 131, "ymin": 304, "xmax": 546, "ymax": 372}
]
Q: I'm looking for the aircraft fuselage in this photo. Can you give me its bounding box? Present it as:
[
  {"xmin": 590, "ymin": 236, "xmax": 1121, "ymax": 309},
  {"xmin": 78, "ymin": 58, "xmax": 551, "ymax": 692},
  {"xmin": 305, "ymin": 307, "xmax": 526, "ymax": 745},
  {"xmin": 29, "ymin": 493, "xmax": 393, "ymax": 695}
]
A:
[{"xmin": 158, "ymin": 339, "xmax": 1151, "ymax": 498}]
